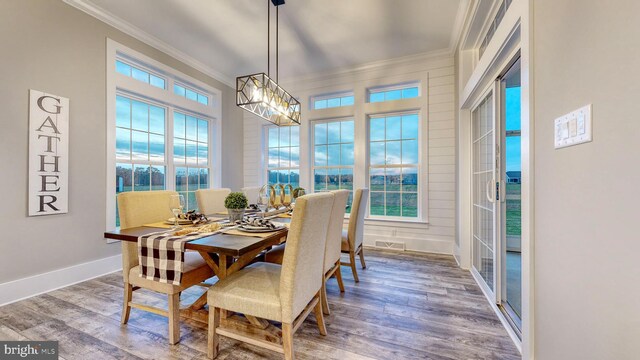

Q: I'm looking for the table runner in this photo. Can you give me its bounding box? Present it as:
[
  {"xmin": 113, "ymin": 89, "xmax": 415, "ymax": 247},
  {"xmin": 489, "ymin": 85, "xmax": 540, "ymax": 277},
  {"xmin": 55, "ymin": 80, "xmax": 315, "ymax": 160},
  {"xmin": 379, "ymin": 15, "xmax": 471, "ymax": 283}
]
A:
[{"xmin": 137, "ymin": 230, "xmax": 215, "ymax": 285}]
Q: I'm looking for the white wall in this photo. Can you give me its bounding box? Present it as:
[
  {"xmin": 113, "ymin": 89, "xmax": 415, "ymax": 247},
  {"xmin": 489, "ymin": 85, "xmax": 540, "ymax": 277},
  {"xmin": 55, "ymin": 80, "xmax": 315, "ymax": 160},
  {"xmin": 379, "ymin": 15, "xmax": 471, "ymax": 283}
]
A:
[
  {"xmin": 533, "ymin": 0, "xmax": 640, "ymax": 358},
  {"xmin": 243, "ymin": 53, "xmax": 457, "ymax": 254}
]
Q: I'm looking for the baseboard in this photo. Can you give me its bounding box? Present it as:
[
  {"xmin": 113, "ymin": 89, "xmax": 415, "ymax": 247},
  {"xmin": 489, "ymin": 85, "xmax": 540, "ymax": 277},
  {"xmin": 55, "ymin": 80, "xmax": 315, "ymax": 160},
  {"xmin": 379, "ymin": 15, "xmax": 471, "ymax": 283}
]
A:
[
  {"xmin": 0, "ymin": 255, "xmax": 122, "ymax": 307},
  {"xmin": 363, "ymin": 235, "xmax": 454, "ymax": 255}
]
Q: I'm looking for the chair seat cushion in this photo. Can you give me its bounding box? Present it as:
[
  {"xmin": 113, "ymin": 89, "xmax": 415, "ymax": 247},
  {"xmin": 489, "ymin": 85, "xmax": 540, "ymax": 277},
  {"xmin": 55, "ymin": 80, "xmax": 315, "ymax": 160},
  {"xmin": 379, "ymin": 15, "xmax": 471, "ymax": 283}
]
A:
[
  {"xmin": 208, "ymin": 262, "xmax": 283, "ymax": 322},
  {"xmin": 129, "ymin": 251, "xmax": 213, "ymax": 294},
  {"xmin": 264, "ymin": 244, "xmax": 286, "ymax": 265},
  {"xmin": 341, "ymin": 229, "xmax": 350, "ymax": 252}
]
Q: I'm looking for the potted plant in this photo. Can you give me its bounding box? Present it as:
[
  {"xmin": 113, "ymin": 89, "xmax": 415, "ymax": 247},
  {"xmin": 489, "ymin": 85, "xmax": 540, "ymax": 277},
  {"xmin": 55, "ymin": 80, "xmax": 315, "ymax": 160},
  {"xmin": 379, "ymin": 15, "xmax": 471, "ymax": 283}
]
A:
[{"xmin": 225, "ymin": 192, "xmax": 248, "ymax": 222}]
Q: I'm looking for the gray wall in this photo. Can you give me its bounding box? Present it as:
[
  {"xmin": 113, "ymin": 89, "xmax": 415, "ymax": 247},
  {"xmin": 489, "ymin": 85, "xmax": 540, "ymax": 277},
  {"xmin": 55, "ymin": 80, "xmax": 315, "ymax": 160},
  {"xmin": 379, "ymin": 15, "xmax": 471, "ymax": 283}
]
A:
[
  {"xmin": 0, "ymin": 0, "xmax": 243, "ymax": 283},
  {"xmin": 533, "ymin": 1, "xmax": 640, "ymax": 358}
]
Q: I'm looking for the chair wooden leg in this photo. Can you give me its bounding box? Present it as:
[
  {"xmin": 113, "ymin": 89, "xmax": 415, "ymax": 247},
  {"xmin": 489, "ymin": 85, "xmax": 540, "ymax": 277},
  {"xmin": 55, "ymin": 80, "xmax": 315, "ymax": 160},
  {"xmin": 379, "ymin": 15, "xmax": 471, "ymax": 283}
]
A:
[
  {"xmin": 320, "ymin": 279, "xmax": 330, "ymax": 315},
  {"xmin": 358, "ymin": 247, "xmax": 367, "ymax": 269},
  {"xmin": 313, "ymin": 293, "xmax": 327, "ymax": 336},
  {"xmin": 168, "ymin": 293, "xmax": 180, "ymax": 345},
  {"xmin": 121, "ymin": 283, "xmax": 132, "ymax": 325},
  {"xmin": 282, "ymin": 322, "xmax": 295, "ymax": 360},
  {"xmin": 349, "ymin": 252, "xmax": 360, "ymax": 282},
  {"xmin": 208, "ymin": 307, "xmax": 220, "ymax": 359},
  {"xmin": 335, "ymin": 263, "xmax": 345, "ymax": 293}
]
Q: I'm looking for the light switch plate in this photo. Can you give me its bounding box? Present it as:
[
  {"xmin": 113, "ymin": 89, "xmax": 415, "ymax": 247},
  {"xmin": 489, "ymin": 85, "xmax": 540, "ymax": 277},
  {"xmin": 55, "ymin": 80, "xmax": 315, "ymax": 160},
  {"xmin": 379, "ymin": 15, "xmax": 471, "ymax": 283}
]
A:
[{"xmin": 555, "ymin": 104, "xmax": 592, "ymax": 149}]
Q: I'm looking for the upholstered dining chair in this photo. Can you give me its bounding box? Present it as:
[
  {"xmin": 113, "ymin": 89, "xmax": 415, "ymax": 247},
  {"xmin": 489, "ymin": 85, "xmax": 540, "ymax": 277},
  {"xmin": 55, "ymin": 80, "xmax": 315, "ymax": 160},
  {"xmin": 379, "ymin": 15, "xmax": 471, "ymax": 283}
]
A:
[
  {"xmin": 207, "ymin": 192, "xmax": 334, "ymax": 360},
  {"xmin": 195, "ymin": 188, "xmax": 231, "ymax": 215},
  {"xmin": 241, "ymin": 186, "xmax": 261, "ymax": 204},
  {"xmin": 264, "ymin": 189, "xmax": 349, "ymax": 315},
  {"xmin": 117, "ymin": 190, "xmax": 214, "ymax": 344},
  {"xmin": 341, "ymin": 188, "xmax": 369, "ymax": 282}
]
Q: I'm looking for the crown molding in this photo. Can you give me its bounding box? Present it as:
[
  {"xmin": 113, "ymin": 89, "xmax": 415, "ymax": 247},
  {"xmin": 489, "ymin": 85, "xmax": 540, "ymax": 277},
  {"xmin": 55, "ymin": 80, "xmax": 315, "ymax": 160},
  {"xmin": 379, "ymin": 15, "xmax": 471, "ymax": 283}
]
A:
[
  {"xmin": 449, "ymin": 0, "xmax": 474, "ymax": 53},
  {"xmin": 62, "ymin": 0, "xmax": 235, "ymax": 87}
]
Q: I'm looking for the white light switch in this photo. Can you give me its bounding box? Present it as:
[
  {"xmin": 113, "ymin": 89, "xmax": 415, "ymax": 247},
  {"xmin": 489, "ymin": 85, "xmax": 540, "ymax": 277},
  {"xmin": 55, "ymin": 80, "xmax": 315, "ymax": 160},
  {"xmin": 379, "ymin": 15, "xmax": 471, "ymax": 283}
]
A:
[{"xmin": 554, "ymin": 104, "xmax": 592, "ymax": 149}]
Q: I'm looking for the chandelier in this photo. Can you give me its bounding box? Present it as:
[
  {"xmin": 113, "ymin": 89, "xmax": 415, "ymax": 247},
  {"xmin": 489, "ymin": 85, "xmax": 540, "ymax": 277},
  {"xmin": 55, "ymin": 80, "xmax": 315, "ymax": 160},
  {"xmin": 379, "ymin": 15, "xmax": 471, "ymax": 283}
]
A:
[{"xmin": 236, "ymin": 0, "xmax": 301, "ymax": 126}]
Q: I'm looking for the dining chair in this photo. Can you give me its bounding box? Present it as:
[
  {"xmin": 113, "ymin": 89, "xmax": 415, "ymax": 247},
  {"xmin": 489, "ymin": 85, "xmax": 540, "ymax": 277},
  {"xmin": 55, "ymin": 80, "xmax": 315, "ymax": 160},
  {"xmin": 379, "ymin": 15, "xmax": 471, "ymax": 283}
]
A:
[
  {"xmin": 341, "ymin": 188, "xmax": 369, "ymax": 282},
  {"xmin": 264, "ymin": 189, "xmax": 349, "ymax": 315},
  {"xmin": 117, "ymin": 190, "xmax": 214, "ymax": 345},
  {"xmin": 241, "ymin": 186, "xmax": 261, "ymax": 204},
  {"xmin": 207, "ymin": 192, "xmax": 334, "ymax": 360},
  {"xmin": 195, "ymin": 188, "xmax": 231, "ymax": 215}
]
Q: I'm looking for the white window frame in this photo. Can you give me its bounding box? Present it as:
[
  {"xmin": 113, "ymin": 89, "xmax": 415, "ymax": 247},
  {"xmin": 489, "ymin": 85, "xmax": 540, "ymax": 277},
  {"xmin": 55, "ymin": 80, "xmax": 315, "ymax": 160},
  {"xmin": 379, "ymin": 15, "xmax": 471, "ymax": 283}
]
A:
[
  {"xmin": 310, "ymin": 91, "xmax": 355, "ymax": 110},
  {"xmin": 367, "ymin": 82, "xmax": 421, "ymax": 103},
  {"xmin": 106, "ymin": 39, "xmax": 222, "ymax": 233},
  {"xmin": 263, "ymin": 124, "xmax": 300, "ymax": 187}
]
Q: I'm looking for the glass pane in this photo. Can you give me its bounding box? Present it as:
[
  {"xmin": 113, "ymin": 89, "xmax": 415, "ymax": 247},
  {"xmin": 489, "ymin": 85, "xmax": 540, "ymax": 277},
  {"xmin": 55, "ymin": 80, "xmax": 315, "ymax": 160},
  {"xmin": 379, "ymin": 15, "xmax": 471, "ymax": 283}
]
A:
[
  {"xmin": 314, "ymin": 169, "xmax": 327, "ymax": 191},
  {"xmin": 341, "ymin": 96, "xmax": 354, "ymax": 106},
  {"xmin": 345, "ymin": 191, "xmax": 353, "ymax": 214},
  {"xmin": 131, "ymin": 101, "xmax": 148, "ymax": 132},
  {"xmin": 370, "ymin": 192, "xmax": 385, "ymax": 215},
  {"xmin": 386, "ymin": 192, "xmax": 401, "ymax": 216},
  {"xmin": 314, "ymin": 99, "xmax": 327, "ymax": 109},
  {"xmin": 198, "ymin": 143, "xmax": 208, "ymax": 165},
  {"xmin": 115, "ymin": 163, "xmax": 132, "ymax": 193},
  {"xmin": 133, "ymin": 165, "xmax": 150, "ymax": 191},
  {"xmin": 278, "ymin": 170, "xmax": 289, "ymax": 184},
  {"xmin": 327, "ymin": 122, "xmax": 341, "ymax": 144},
  {"xmin": 370, "ymin": 168, "xmax": 385, "ymax": 191},
  {"xmin": 173, "ymin": 138, "xmax": 185, "ymax": 163},
  {"xmin": 327, "ymin": 144, "xmax": 340, "ymax": 166},
  {"xmin": 268, "ymin": 170, "xmax": 278, "ymax": 184},
  {"xmin": 402, "ymin": 114, "xmax": 419, "ymax": 139},
  {"xmin": 386, "ymin": 116, "xmax": 402, "ymax": 140},
  {"xmin": 327, "ymin": 168, "xmax": 340, "ymax": 190},
  {"xmin": 341, "ymin": 121, "xmax": 354, "ymax": 143},
  {"xmin": 186, "ymin": 89, "xmax": 198, "ymax": 101},
  {"xmin": 279, "ymin": 147, "xmax": 290, "ymax": 167},
  {"xmin": 268, "ymin": 148, "xmax": 279, "ymax": 168},
  {"xmin": 327, "ymin": 98, "xmax": 340, "ymax": 108},
  {"xmin": 150, "ymin": 75, "xmax": 165, "ymax": 89},
  {"xmin": 186, "ymin": 116, "xmax": 198, "ymax": 141},
  {"xmin": 174, "ymin": 112, "xmax": 186, "ymax": 138},
  {"xmin": 197, "ymin": 94, "xmax": 209, "ymax": 105},
  {"xmin": 115, "ymin": 128, "xmax": 130, "ymax": 159},
  {"xmin": 340, "ymin": 168, "xmax": 353, "ymax": 190},
  {"xmin": 116, "ymin": 96, "xmax": 131, "ymax": 128},
  {"xmin": 198, "ymin": 119, "xmax": 209, "ymax": 143},
  {"xmin": 290, "ymin": 146, "xmax": 300, "ymax": 167},
  {"xmin": 370, "ymin": 92, "xmax": 384, "ymax": 103},
  {"xmin": 402, "ymin": 140, "xmax": 419, "ymax": 164},
  {"xmin": 290, "ymin": 126, "xmax": 300, "ymax": 146},
  {"xmin": 148, "ymin": 133, "xmax": 164, "ymax": 162},
  {"xmin": 115, "ymin": 60, "xmax": 131, "ymax": 76},
  {"xmin": 402, "ymin": 193, "xmax": 418, "ymax": 217},
  {"xmin": 131, "ymin": 131, "xmax": 148, "ymax": 161},
  {"xmin": 188, "ymin": 167, "xmax": 199, "ymax": 190},
  {"xmin": 175, "ymin": 167, "xmax": 187, "ymax": 192},
  {"xmin": 402, "ymin": 167, "xmax": 418, "ymax": 192},
  {"xmin": 151, "ymin": 166, "xmax": 165, "ymax": 190},
  {"xmin": 369, "ymin": 142, "xmax": 385, "ymax": 165},
  {"xmin": 314, "ymin": 145, "xmax": 327, "ymax": 166},
  {"xmin": 341, "ymin": 143, "xmax": 354, "ymax": 165},
  {"xmin": 386, "ymin": 141, "xmax": 401, "ymax": 165},
  {"xmin": 199, "ymin": 168, "xmax": 209, "ymax": 189},
  {"xmin": 131, "ymin": 67, "xmax": 149, "ymax": 83},
  {"xmin": 186, "ymin": 140, "xmax": 197, "ymax": 164},
  {"xmin": 149, "ymin": 106, "xmax": 165, "ymax": 135},
  {"xmin": 279, "ymin": 127, "xmax": 290, "ymax": 147},
  {"xmin": 174, "ymin": 84, "xmax": 186, "ymax": 97},
  {"xmin": 386, "ymin": 89, "xmax": 401, "ymax": 101},
  {"xmin": 370, "ymin": 117, "xmax": 385, "ymax": 141},
  {"xmin": 187, "ymin": 191, "xmax": 197, "ymax": 212},
  {"xmin": 402, "ymin": 87, "xmax": 419, "ymax": 99},
  {"xmin": 314, "ymin": 123, "xmax": 327, "ymax": 145},
  {"xmin": 268, "ymin": 127, "xmax": 279, "ymax": 148},
  {"xmin": 385, "ymin": 168, "xmax": 401, "ymax": 191},
  {"xmin": 290, "ymin": 169, "xmax": 300, "ymax": 188}
]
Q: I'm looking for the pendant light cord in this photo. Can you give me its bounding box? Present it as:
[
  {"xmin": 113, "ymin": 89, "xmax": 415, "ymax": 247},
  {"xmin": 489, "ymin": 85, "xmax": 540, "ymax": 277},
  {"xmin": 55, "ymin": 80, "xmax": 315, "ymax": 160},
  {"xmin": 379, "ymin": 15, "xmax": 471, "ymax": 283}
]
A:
[
  {"xmin": 267, "ymin": 0, "xmax": 270, "ymax": 78},
  {"xmin": 276, "ymin": 5, "xmax": 279, "ymax": 83}
]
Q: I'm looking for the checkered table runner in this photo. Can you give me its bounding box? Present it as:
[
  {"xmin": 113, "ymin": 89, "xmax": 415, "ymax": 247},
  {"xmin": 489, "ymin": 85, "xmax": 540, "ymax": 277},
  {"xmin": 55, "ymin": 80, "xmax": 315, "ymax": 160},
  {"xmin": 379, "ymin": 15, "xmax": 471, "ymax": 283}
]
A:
[{"xmin": 137, "ymin": 231, "xmax": 213, "ymax": 285}]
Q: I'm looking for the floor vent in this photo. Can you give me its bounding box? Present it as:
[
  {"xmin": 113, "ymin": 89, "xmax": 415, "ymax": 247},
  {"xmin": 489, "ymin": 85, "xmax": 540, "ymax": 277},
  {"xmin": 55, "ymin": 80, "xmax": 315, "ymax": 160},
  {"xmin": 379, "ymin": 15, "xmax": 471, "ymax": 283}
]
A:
[{"xmin": 374, "ymin": 240, "xmax": 406, "ymax": 251}]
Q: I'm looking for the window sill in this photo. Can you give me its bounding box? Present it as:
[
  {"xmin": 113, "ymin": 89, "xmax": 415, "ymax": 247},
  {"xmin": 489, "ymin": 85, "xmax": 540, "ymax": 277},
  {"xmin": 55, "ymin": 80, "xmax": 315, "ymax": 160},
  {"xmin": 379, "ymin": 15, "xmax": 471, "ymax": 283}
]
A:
[{"xmin": 363, "ymin": 217, "xmax": 429, "ymax": 229}]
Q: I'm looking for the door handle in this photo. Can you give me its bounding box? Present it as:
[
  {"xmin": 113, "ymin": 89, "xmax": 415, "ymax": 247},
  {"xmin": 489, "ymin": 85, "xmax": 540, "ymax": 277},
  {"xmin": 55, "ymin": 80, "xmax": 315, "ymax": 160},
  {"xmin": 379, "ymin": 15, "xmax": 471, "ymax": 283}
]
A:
[
  {"xmin": 500, "ymin": 180, "xmax": 506, "ymax": 203},
  {"xmin": 486, "ymin": 178, "xmax": 495, "ymax": 203}
]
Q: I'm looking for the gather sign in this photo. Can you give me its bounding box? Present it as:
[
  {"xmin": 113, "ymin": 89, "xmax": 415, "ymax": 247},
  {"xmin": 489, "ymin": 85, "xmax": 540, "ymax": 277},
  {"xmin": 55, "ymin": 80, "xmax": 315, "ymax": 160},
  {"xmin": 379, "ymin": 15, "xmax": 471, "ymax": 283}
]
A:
[{"xmin": 28, "ymin": 90, "xmax": 69, "ymax": 216}]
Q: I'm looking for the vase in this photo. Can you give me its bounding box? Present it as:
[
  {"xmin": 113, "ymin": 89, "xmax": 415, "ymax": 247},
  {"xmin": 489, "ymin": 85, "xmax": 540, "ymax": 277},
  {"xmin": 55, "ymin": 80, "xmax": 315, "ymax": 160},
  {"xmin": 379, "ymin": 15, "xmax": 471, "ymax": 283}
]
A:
[{"xmin": 227, "ymin": 208, "xmax": 245, "ymax": 223}]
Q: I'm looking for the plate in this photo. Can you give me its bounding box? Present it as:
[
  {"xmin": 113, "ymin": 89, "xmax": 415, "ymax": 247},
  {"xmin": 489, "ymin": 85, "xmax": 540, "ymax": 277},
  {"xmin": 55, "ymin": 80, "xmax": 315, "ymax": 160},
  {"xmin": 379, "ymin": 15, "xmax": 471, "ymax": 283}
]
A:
[
  {"xmin": 237, "ymin": 225, "xmax": 285, "ymax": 233},
  {"xmin": 165, "ymin": 218, "xmax": 193, "ymax": 225}
]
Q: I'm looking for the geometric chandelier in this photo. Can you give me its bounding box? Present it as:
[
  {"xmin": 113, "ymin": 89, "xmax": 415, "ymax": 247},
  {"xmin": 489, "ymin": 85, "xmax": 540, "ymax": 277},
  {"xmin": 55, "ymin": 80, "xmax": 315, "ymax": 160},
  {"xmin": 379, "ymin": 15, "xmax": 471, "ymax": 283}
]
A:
[{"xmin": 236, "ymin": 0, "xmax": 301, "ymax": 126}]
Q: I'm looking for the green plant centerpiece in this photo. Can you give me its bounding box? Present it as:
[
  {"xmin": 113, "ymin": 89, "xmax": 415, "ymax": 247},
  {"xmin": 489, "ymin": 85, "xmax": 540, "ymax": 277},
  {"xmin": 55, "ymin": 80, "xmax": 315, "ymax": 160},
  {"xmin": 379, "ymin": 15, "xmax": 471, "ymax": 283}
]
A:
[{"xmin": 225, "ymin": 192, "xmax": 248, "ymax": 223}]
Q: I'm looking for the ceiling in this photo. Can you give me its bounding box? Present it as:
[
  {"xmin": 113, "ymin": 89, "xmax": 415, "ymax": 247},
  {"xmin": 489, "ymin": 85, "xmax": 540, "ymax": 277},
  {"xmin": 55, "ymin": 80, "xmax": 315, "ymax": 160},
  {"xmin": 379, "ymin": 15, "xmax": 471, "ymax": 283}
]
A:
[{"xmin": 77, "ymin": 0, "xmax": 466, "ymax": 84}]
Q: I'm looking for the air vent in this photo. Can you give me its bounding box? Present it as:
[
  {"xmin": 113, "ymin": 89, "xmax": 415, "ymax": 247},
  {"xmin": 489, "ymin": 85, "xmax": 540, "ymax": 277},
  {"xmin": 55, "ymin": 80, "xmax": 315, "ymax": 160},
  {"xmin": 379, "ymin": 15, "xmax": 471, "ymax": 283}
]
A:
[{"xmin": 374, "ymin": 240, "xmax": 406, "ymax": 251}]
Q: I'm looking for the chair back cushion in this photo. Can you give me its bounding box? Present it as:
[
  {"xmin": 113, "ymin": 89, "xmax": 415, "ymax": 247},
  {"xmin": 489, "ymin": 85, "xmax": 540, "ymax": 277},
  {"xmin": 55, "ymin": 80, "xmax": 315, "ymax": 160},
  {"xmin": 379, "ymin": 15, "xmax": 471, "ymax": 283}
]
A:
[
  {"xmin": 117, "ymin": 190, "xmax": 177, "ymax": 281},
  {"xmin": 280, "ymin": 192, "xmax": 334, "ymax": 323},
  {"xmin": 195, "ymin": 188, "xmax": 231, "ymax": 214},
  {"xmin": 324, "ymin": 190, "xmax": 349, "ymax": 272},
  {"xmin": 241, "ymin": 187, "xmax": 261, "ymax": 204},
  {"xmin": 347, "ymin": 188, "xmax": 369, "ymax": 250}
]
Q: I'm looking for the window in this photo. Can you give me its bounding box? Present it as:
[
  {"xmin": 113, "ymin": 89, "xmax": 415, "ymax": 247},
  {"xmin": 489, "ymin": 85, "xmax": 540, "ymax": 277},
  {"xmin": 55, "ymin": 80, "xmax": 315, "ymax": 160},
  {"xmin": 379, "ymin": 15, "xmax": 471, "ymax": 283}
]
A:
[
  {"xmin": 368, "ymin": 83, "xmax": 420, "ymax": 103},
  {"xmin": 116, "ymin": 60, "xmax": 165, "ymax": 89},
  {"xmin": 368, "ymin": 113, "xmax": 420, "ymax": 218},
  {"xmin": 173, "ymin": 112, "xmax": 210, "ymax": 211},
  {"xmin": 174, "ymin": 83, "xmax": 209, "ymax": 105},
  {"xmin": 266, "ymin": 125, "xmax": 300, "ymax": 188},
  {"xmin": 311, "ymin": 92, "xmax": 354, "ymax": 110},
  {"xmin": 312, "ymin": 119, "xmax": 355, "ymax": 212},
  {"xmin": 479, "ymin": 0, "xmax": 513, "ymax": 58}
]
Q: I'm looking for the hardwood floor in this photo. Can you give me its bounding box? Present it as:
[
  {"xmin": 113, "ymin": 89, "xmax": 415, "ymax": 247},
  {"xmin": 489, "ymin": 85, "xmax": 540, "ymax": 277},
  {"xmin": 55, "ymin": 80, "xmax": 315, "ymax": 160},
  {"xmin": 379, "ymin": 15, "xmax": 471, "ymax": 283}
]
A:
[{"xmin": 0, "ymin": 249, "xmax": 520, "ymax": 360}]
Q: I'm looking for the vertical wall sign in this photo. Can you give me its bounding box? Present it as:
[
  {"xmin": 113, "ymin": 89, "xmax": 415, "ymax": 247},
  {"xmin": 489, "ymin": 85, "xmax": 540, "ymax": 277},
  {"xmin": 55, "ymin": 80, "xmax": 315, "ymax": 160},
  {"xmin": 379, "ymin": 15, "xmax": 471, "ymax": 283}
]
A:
[{"xmin": 28, "ymin": 89, "xmax": 69, "ymax": 216}]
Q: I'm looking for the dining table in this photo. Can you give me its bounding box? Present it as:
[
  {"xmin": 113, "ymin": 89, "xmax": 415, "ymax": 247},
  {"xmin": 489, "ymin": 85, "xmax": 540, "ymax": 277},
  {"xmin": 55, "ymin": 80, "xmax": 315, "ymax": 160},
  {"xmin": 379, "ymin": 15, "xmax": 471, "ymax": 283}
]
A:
[{"xmin": 103, "ymin": 214, "xmax": 291, "ymax": 326}]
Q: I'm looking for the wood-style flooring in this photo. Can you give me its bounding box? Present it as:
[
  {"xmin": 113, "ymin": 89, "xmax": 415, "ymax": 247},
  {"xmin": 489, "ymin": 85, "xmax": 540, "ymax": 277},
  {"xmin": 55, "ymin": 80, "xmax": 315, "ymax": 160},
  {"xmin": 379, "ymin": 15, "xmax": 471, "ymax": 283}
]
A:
[{"xmin": 0, "ymin": 249, "xmax": 521, "ymax": 359}]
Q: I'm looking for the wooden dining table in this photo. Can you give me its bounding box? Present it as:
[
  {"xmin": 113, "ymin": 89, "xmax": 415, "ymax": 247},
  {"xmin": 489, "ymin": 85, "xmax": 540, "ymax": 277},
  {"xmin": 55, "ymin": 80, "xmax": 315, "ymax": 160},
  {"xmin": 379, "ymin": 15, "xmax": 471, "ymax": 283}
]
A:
[{"xmin": 103, "ymin": 216, "xmax": 290, "ymax": 324}]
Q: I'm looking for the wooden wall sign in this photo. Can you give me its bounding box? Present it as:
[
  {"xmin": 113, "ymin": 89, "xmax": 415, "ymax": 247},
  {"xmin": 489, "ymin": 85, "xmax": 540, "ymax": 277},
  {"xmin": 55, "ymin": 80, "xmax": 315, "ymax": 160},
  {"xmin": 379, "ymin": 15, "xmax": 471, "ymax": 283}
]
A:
[{"xmin": 28, "ymin": 90, "xmax": 69, "ymax": 216}]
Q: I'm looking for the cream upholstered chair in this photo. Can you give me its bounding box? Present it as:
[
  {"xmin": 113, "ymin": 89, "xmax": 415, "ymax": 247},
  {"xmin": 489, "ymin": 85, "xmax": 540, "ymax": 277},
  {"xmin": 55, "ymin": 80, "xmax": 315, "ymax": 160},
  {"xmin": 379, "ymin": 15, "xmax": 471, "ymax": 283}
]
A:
[
  {"xmin": 241, "ymin": 186, "xmax": 261, "ymax": 204},
  {"xmin": 264, "ymin": 190, "xmax": 349, "ymax": 315},
  {"xmin": 207, "ymin": 192, "xmax": 334, "ymax": 360},
  {"xmin": 341, "ymin": 188, "xmax": 369, "ymax": 282},
  {"xmin": 118, "ymin": 190, "xmax": 214, "ymax": 344},
  {"xmin": 195, "ymin": 188, "xmax": 231, "ymax": 215}
]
